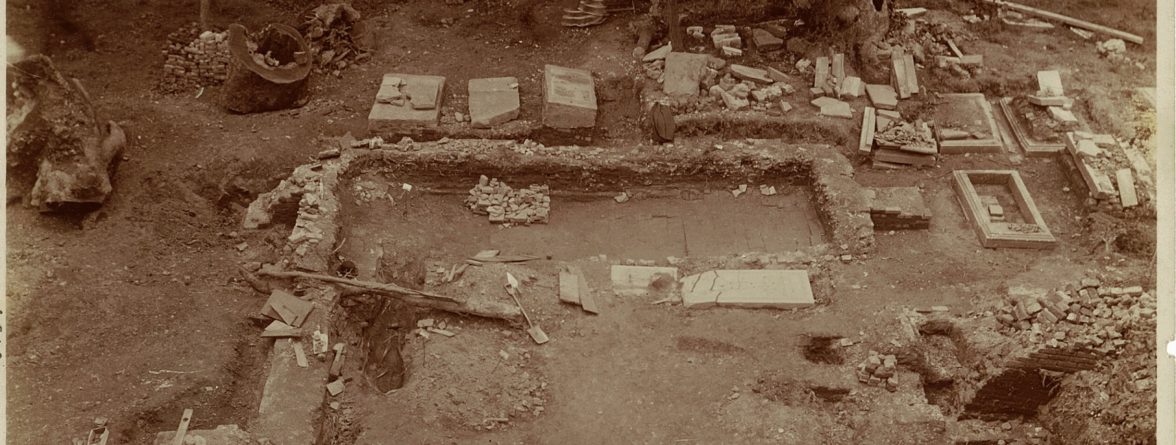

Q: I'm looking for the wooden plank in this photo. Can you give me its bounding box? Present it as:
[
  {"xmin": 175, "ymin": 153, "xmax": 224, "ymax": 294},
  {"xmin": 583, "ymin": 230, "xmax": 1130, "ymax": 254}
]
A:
[
  {"xmin": 293, "ymin": 340, "xmax": 309, "ymax": 368},
  {"xmin": 903, "ymin": 54, "xmax": 919, "ymax": 95},
  {"xmin": 1115, "ymin": 169, "xmax": 1138, "ymax": 207},
  {"xmin": 172, "ymin": 409, "xmax": 194, "ymax": 445},
  {"xmin": 992, "ymin": 0, "xmax": 1144, "ymax": 44},
  {"xmin": 891, "ymin": 48, "xmax": 910, "ymax": 98},
  {"xmin": 832, "ymin": 53, "xmax": 845, "ymax": 84},
  {"xmin": 859, "ymin": 107, "xmax": 877, "ymax": 155}
]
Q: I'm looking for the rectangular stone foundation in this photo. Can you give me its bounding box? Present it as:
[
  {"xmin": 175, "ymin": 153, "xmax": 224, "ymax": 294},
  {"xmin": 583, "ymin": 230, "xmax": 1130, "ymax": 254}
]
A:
[{"xmin": 951, "ymin": 170, "xmax": 1057, "ymax": 249}]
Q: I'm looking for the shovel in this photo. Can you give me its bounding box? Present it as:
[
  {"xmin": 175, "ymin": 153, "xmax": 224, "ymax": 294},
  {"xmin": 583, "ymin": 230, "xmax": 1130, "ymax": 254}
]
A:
[{"xmin": 506, "ymin": 273, "xmax": 549, "ymax": 344}]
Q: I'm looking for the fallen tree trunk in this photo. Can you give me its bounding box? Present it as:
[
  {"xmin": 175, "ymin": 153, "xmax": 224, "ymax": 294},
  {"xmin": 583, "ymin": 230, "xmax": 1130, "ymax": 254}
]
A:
[
  {"xmin": 7, "ymin": 55, "xmax": 126, "ymax": 212},
  {"xmin": 991, "ymin": 0, "xmax": 1144, "ymax": 45},
  {"xmin": 257, "ymin": 267, "xmax": 524, "ymax": 322}
]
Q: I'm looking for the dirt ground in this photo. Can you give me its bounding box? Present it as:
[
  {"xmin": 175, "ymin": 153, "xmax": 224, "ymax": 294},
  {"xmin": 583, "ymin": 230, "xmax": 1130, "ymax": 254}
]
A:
[{"xmin": 4, "ymin": 0, "xmax": 1159, "ymax": 443}]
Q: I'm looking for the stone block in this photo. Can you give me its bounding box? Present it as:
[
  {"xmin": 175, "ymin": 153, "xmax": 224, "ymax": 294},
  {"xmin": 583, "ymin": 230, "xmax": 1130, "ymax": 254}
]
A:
[
  {"xmin": 866, "ymin": 84, "xmax": 898, "ymax": 110},
  {"xmin": 751, "ymin": 28, "xmax": 783, "ymax": 50},
  {"xmin": 643, "ymin": 43, "xmax": 672, "ymax": 62},
  {"xmin": 153, "ymin": 425, "xmax": 253, "ymax": 445},
  {"xmin": 839, "ymin": 76, "xmax": 865, "ymax": 97},
  {"xmin": 1037, "ymin": 70, "xmax": 1064, "ymax": 96},
  {"xmin": 369, "ymin": 73, "xmax": 445, "ymax": 134},
  {"xmin": 812, "ymin": 97, "xmax": 852, "ymax": 118},
  {"xmin": 681, "ymin": 269, "xmax": 814, "ymax": 309},
  {"xmin": 766, "ymin": 67, "xmax": 789, "ymax": 82},
  {"xmin": 721, "ymin": 46, "xmax": 743, "ymax": 57},
  {"xmin": 729, "ymin": 64, "xmax": 772, "ymax": 84},
  {"xmin": 543, "ymin": 64, "xmax": 597, "ymax": 129},
  {"xmin": 663, "ymin": 52, "xmax": 710, "ymax": 96},
  {"xmin": 468, "ymin": 77, "xmax": 520, "ymax": 128},
  {"xmin": 1048, "ymin": 106, "xmax": 1077, "ymax": 124},
  {"xmin": 1116, "ymin": 169, "xmax": 1138, "ymax": 207},
  {"xmin": 711, "ymin": 26, "xmax": 742, "ymax": 49},
  {"xmin": 611, "ymin": 265, "xmax": 679, "ymax": 296},
  {"xmin": 1028, "ymin": 95, "xmax": 1072, "ymax": 107}
]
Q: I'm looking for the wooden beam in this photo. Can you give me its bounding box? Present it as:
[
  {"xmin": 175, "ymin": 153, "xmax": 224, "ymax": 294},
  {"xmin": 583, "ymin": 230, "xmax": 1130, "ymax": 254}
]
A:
[
  {"xmin": 172, "ymin": 409, "xmax": 193, "ymax": 445},
  {"xmin": 992, "ymin": 1, "xmax": 1144, "ymax": 45}
]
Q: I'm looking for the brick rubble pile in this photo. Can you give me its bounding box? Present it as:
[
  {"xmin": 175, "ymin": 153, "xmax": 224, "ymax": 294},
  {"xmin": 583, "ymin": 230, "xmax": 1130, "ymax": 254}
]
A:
[
  {"xmin": 856, "ymin": 350, "xmax": 899, "ymax": 391},
  {"xmin": 465, "ymin": 176, "xmax": 550, "ymax": 225},
  {"xmin": 995, "ymin": 278, "xmax": 1154, "ymax": 356},
  {"xmin": 160, "ymin": 25, "xmax": 230, "ymax": 93}
]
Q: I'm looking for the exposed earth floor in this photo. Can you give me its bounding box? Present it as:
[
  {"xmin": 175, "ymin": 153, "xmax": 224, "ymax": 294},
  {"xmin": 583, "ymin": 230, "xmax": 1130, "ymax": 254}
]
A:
[{"xmin": 4, "ymin": 0, "xmax": 1162, "ymax": 444}]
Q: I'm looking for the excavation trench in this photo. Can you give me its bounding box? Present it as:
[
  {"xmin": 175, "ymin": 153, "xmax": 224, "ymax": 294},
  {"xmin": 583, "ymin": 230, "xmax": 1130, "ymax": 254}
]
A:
[{"xmin": 252, "ymin": 141, "xmax": 873, "ymax": 443}]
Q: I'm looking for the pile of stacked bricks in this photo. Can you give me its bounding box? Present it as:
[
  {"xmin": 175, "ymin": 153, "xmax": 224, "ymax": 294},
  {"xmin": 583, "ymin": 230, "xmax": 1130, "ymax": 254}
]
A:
[
  {"xmin": 160, "ymin": 25, "xmax": 231, "ymax": 93},
  {"xmin": 867, "ymin": 186, "xmax": 931, "ymax": 230},
  {"xmin": 856, "ymin": 351, "xmax": 899, "ymax": 391},
  {"xmin": 465, "ymin": 176, "xmax": 550, "ymax": 225},
  {"xmin": 995, "ymin": 278, "xmax": 1154, "ymax": 355}
]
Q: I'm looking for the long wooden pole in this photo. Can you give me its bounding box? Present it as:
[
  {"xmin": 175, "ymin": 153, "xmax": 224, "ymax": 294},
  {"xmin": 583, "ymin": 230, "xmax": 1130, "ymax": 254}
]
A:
[
  {"xmin": 993, "ymin": 0, "xmax": 1144, "ymax": 45},
  {"xmin": 257, "ymin": 268, "xmax": 523, "ymax": 322}
]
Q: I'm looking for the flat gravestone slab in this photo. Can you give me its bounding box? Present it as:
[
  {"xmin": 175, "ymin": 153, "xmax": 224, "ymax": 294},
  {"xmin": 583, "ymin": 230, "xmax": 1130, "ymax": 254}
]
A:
[
  {"xmin": 866, "ymin": 84, "xmax": 898, "ymax": 110},
  {"xmin": 468, "ymin": 77, "xmax": 520, "ymax": 128},
  {"xmin": 1037, "ymin": 70, "xmax": 1063, "ymax": 96},
  {"xmin": 154, "ymin": 425, "xmax": 252, "ymax": 445},
  {"xmin": 681, "ymin": 269, "xmax": 814, "ymax": 309},
  {"xmin": 543, "ymin": 65, "xmax": 597, "ymax": 129},
  {"xmin": 611, "ymin": 265, "xmax": 678, "ymax": 296},
  {"xmin": 369, "ymin": 73, "xmax": 445, "ymax": 135},
  {"xmin": 663, "ymin": 52, "xmax": 710, "ymax": 97}
]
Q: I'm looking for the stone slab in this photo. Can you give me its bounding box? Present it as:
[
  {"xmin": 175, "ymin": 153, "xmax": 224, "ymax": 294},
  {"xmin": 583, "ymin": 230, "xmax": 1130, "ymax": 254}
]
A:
[
  {"xmin": 1028, "ymin": 95, "xmax": 1072, "ymax": 107},
  {"xmin": 559, "ymin": 269, "xmax": 580, "ymax": 304},
  {"xmin": 866, "ymin": 84, "xmax": 898, "ymax": 110},
  {"xmin": 468, "ymin": 77, "xmax": 520, "ymax": 128},
  {"xmin": 369, "ymin": 73, "xmax": 445, "ymax": 134},
  {"xmin": 814, "ymin": 56, "xmax": 830, "ymax": 88},
  {"xmin": 611, "ymin": 265, "xmax": 678, "ymax": 296},
  {"xmin": 643, "ymin": 43, "xmax": 672, "ymax": 62},
  {"xmin": 729, "ymin": 64, "xmax": 772, "ymax": 84},
  {"xmin": 154, "ymin": 425, "xmax": 253, "ymax": 445},
  {"xmin": 859, "ymin": 107, "xmax": 876, "ymax": 155},
  {"xmin": 1048, "ymin": 106, "xmax": 1077, "ymax": 123},
  {"xmin": 1116, "ymin": 168, "xmax": 1138, "ymax": 207},
  {"xmin": 839, "ymin": 76, "xmax": 864, "ymax": 97},
  {"xmin": 663, "ymin": 52, "xmax": 710, "ymax": 97},
  {"xmin": 1037, "ymin": 70, "xmax": 1064, "ymax": 96},
  {"xmin": 543, "ymin": 65, "xmax": 597, "ymax": 129},
  {"xmin": 832, "ymin": 53, "xmax": 845, "ymax": 84},
  {"xmin": 751, "ymin": 29, "xmax": 783, "ymax": 50},
  {"xmin": 681, "ymin": 270, "xmax": 814, "ymax": 309},
  {"xmin": 766, "ymin": 67, "xmax": 789, "ymax": 82}
]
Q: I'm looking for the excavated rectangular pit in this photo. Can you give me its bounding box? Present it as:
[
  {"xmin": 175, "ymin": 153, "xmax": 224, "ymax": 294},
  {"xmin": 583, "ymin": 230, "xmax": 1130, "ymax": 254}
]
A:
[{"xmin": 342, "ymin": 176, "xmax": 827, "ymax": 262}]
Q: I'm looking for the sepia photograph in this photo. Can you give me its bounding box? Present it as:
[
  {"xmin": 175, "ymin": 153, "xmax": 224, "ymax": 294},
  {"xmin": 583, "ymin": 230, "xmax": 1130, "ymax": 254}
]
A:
[{"xmin": 3, "ymin": 0, "xmax": 1172, "ymax": 443}]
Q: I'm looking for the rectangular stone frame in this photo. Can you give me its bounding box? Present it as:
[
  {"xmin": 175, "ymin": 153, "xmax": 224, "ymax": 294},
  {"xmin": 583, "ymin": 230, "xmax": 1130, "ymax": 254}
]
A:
[
  {"xmin": 951, "ymin": 170, "xmax": 1057, "ymax": 249},
  {"xmin": 998, "ymin": 97, "xmax": 1065, "ymax": 156},
  {"xmin": 936, "ymin": 93, "xmax": 1003, "ymax": 154}
]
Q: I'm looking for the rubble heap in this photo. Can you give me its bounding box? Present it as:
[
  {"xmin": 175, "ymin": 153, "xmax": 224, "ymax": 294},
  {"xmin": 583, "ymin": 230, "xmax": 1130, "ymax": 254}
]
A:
[
  {"xmin": 856, "ymin": 351, "xmax": 899, "ymax": 391},
  {"xmin": 301, "ymin": 3, "xmax": 372, "ymax": 74},
  {"xmin": 465, "ymin": 176, "xmax": 551, "ymax": 225},
  {"xmin": 160, "ymin": 25, "xmax": 231, "ymax": 92},
  {"xmin": 995, "ymin": 280, "xmax": 1154, "ymax": 356},
  {"xmin": 871, "ymin": 120, "xmax": 938, "ymax": 168}
]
